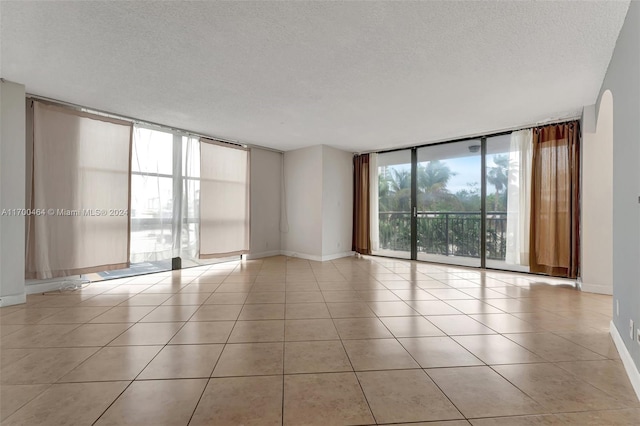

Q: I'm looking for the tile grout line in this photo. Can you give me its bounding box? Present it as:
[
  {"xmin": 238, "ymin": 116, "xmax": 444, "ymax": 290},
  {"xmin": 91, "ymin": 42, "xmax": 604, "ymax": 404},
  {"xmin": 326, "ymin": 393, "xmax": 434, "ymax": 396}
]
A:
[
  {"xmin": 1, "ymin": 256, "xmax": 630, "ymax": 425},
  {"xmin": 186, "ymin": 265, "xmax": 240, "ymax": 426},
  {"xmin": 79, "ymin": 267, "xmax": 222, "ymax": 425},
  {"xmin": 371, "ymin": 285, "xmax": 469, "ymax": 423},
  {"xmin": 320, "ymin": 261, "xmax": 379, "ymax": 425}
]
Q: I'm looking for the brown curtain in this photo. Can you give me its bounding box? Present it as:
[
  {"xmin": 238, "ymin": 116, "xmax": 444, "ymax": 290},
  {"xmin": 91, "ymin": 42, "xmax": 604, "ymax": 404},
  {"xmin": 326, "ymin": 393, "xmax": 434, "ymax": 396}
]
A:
[
  {"xmin": 529, "ymin": 121, "xmax": 580, "ymax": 278},
  {"xmin": 352, "ymin": 154, "xmax": 371, "ymax": 254}
]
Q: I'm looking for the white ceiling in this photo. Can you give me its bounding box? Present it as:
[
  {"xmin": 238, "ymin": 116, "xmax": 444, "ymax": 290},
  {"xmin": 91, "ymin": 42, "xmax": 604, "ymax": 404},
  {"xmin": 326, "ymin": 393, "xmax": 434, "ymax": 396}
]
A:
[{"xmin": 0, "ymin": 1, "xmax": 630, "ymax": 152}]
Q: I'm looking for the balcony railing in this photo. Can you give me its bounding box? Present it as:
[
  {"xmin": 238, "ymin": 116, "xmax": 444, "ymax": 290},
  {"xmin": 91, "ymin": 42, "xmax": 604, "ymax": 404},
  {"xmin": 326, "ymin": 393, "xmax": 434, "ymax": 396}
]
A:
[{"xmin": 378, "ymin": 211, "xmax": 507, "ymax": 260}]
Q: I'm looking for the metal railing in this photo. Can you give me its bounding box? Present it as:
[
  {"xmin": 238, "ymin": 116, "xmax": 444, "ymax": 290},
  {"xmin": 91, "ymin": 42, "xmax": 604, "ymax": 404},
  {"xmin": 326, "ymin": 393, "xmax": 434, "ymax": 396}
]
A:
[{"xmin": 378, "ymin": 211, "xmax": 507, "ymax": 260}]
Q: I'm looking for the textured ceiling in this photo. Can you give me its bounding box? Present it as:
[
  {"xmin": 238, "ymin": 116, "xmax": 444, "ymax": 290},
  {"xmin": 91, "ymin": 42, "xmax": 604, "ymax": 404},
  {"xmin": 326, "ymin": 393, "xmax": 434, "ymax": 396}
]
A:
[{"xmin": 0, "ymin": 1, "xmax": 630, "ymax": 152}]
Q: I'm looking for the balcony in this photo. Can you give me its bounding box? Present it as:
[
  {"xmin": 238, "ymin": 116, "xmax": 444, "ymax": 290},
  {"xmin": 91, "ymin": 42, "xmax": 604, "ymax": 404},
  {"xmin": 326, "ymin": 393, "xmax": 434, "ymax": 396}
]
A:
[{"xmin": 377, "ymin": 211, "xmax": 507, "ymax": 262}]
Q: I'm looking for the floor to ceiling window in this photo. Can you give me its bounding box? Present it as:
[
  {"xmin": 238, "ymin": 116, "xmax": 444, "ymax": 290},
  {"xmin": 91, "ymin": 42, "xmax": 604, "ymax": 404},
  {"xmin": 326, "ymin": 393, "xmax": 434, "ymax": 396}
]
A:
[
  {"xmin": 130, "ymin": 126, "xmax": 175, "ymax": 267},
  {"xmin": 25, "ymin": 97, "xmax": 251, "ymax": 282},
  {"xmin": 416, "ymin": 140, "xmax": 482, "ymax": 267},
  {"xmin": 371, "ymin": 134, "xmax": 531, "ymax": 272},
  {"xmin": 125, "ymin": 126, "xmax": 237, "ymax": 277},
  {"xmin": 372, "ymin": 150, "xmax": 412, "ymax": 259}
]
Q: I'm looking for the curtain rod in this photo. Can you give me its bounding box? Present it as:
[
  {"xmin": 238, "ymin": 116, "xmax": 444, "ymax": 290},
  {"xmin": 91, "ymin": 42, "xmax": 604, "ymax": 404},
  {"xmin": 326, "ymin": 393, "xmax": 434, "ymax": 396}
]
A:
[
  {"xmin": 360, "ymin": 115, "xmax": 581, "ymax": 156},
  {"xmin": 26, "ymin": 93, "xmax": 284, "ymax": 154}
]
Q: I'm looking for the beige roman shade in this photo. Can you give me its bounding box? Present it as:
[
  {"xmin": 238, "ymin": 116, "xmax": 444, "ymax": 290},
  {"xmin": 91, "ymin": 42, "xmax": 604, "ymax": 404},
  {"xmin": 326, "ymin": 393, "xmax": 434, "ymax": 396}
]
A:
[
  {"xmin": 26, "ymin": 101, "xmax": 132, "ymax": 279},
  {"xmin": 198, "ymin": 138, "xmax": 250, "ymax": 258}
]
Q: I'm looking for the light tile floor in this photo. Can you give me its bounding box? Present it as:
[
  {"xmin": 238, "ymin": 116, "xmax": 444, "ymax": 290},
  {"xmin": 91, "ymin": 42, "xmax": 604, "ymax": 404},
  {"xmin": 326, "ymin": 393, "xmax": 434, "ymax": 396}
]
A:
[{"xmin": 1, "ymin": 255, "xmax": 638, "ymax": 425}]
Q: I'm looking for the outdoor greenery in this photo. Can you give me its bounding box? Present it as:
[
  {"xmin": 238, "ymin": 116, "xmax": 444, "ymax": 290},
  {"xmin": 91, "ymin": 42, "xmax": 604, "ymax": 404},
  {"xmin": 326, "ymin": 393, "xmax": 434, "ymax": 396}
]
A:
[{"xmin": 378, "ymin": 155, "xmax": 509, "ymax": 260}]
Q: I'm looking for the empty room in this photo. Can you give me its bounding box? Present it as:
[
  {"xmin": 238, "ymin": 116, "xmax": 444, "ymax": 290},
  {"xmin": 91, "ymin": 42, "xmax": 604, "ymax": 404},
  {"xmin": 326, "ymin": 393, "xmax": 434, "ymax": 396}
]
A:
[{"xmin": 0, "ymin": 1, "xmax": 639, "ymax": 425}]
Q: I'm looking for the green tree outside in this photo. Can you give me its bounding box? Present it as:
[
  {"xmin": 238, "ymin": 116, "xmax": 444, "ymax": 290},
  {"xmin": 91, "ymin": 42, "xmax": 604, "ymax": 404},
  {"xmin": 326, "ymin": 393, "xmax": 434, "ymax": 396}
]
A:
[{"xmin": 377, "ymin": 155, "xmax": 509, "ymax": 259}]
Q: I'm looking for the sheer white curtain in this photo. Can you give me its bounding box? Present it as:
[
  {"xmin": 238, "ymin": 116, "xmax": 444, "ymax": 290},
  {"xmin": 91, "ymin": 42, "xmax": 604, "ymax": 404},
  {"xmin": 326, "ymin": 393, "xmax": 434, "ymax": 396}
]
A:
[
  {"xmin": 369, "ymin": 153, "xmax": 380, "ymax": 252},
  {"xmin": 27, "ymin": 101, "xmax": 131, "ymax": 279},
  {"xmin": 505, "ymin": 129, "xmax": 533, "ymax": 265},
  {"xmin": 199, "ymin": 139, "xmax": 250, "ymax": 258},
  {"xmin": 181, "ymin": 136, "xmax": 200, "ymax": 260}
]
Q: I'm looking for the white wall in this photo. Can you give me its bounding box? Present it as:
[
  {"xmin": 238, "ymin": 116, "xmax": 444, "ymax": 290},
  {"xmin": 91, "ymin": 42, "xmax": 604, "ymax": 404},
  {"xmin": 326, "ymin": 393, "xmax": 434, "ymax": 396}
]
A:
[
  {"xmin": 248, "ymin": 148, "xmax": 282, "ymax": 259},
  {"xmin": 322, "ymin": 146, "xmax": 353, "ymax": 259},
  {"xmin": 282, "ymin": 144, "xmax": 354, "ymax": 261},
  {"xmin": 581, "ymin": 91, "xmax": 614, "ymax": 295},
  {"xmin": 0, "ymin": 80, "xmax": 26, "ymax": 306},
  {"xmin": 596, "ymin": 0, "xmax": 640, "ymax": 388},
  {"xmin": 282, "ymin": 145, "xmax": 324, "ymax": 259}
]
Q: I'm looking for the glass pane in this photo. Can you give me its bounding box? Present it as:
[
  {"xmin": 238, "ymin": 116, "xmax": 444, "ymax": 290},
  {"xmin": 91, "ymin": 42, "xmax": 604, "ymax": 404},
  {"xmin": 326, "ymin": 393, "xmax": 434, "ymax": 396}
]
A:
[
  {"xmin": 416, "ymin": 141, "xmax": 481, "ymax": 267},
  {"xmin": 132, "ymin": 127, "xmax": 173, "ymax": 175},
  {"xmin": 373, "ymin": 150, "xmax": 412, "ymax": 259},
  {"xmin": 181, "ymin": 177, "xmax": 200, "ymax": 260},
  {"xmin": 180, "ymin": 136, "xmax": 200, "ymax": 261},
  {"xmin": 130, "ymin": 175, "xmax": 174, "ymax": 263},
  {"xmin": 485, "ymin": 134, "xmax": 529, "ymax": 272}
]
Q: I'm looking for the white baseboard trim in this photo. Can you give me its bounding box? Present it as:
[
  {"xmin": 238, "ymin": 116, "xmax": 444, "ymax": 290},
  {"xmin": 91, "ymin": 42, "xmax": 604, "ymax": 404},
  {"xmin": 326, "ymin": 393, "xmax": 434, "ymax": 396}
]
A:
[
  {"xmin": 320, "ymin": 251, "xmax": 355, "ymax": 261},
  {"xmin": 610, "ymin": 320, "xmax": 640, "ymax": 401},
  {"xmin": 0, "ymin": 292, "xmax": 26, "ymax": 307},
  {"xmin": 245, "ymin": 250, "xmax": 284, "ymax": 260},
  {"xmin": 280, "ymin": 251, "xmax": 323, "ymax": 262},
  {"xmin": 580, "ymin": 282, "xmax": 613, "ymax": 295},
  {"xmin": 280, "ymin": 251, "xmax": 355, "ymax": 262},
  {"xmin": 25, "ymin": 276, "xmax": 85, "ymax": 295}
]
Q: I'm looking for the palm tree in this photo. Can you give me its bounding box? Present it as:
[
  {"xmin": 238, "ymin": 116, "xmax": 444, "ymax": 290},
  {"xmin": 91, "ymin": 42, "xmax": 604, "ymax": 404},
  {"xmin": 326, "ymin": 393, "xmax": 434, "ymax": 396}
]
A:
[
  {"xmin": 378, "ymin": 168, "xmax": 393, "ymax": 212},
  {"xmin": 389, "ymin": 168, "xmax": 411, "ymax": 212},
  {"xmin": 416, "ymin": 160, "xmax": 457, "ymax": 210},
  {"xmin": 376, "ymin": 166, "xmax": 415, "ymax": 251},
  {"xmin": 417, "ymin": 160, "xmax": 451, "ymax": 192},
  {"xmin": 377, "ymin": 167, "xmax": 410, "ymax": 211},
  {"xmin": 380, "ymin": 163, "xmax": 456, "ymax": 212},
  {"xmin": 486, "ymin": 154, "xmax": 508, "ymax": 211}
]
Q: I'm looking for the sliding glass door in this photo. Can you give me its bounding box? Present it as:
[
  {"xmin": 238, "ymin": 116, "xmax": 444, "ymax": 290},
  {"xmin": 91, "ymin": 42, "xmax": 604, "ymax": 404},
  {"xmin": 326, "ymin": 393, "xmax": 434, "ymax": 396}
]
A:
[
  {"xmin": 371, "ymin": 136, "xmax": 530, "ymax": 271},
  {"xmin": 416, "ymin": 140, "xmax": 482, "ymax": 267},
  {"xmin": 372, "ymin": 150, "xmax": 413, "ymax": 259}
]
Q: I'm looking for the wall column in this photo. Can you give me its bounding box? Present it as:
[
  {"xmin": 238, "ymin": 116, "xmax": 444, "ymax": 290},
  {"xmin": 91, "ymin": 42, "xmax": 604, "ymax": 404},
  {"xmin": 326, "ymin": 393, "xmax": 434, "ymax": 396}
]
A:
[{"xmin": 0, "ymin": 80, "xmax": 26, "ymax": 306}]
